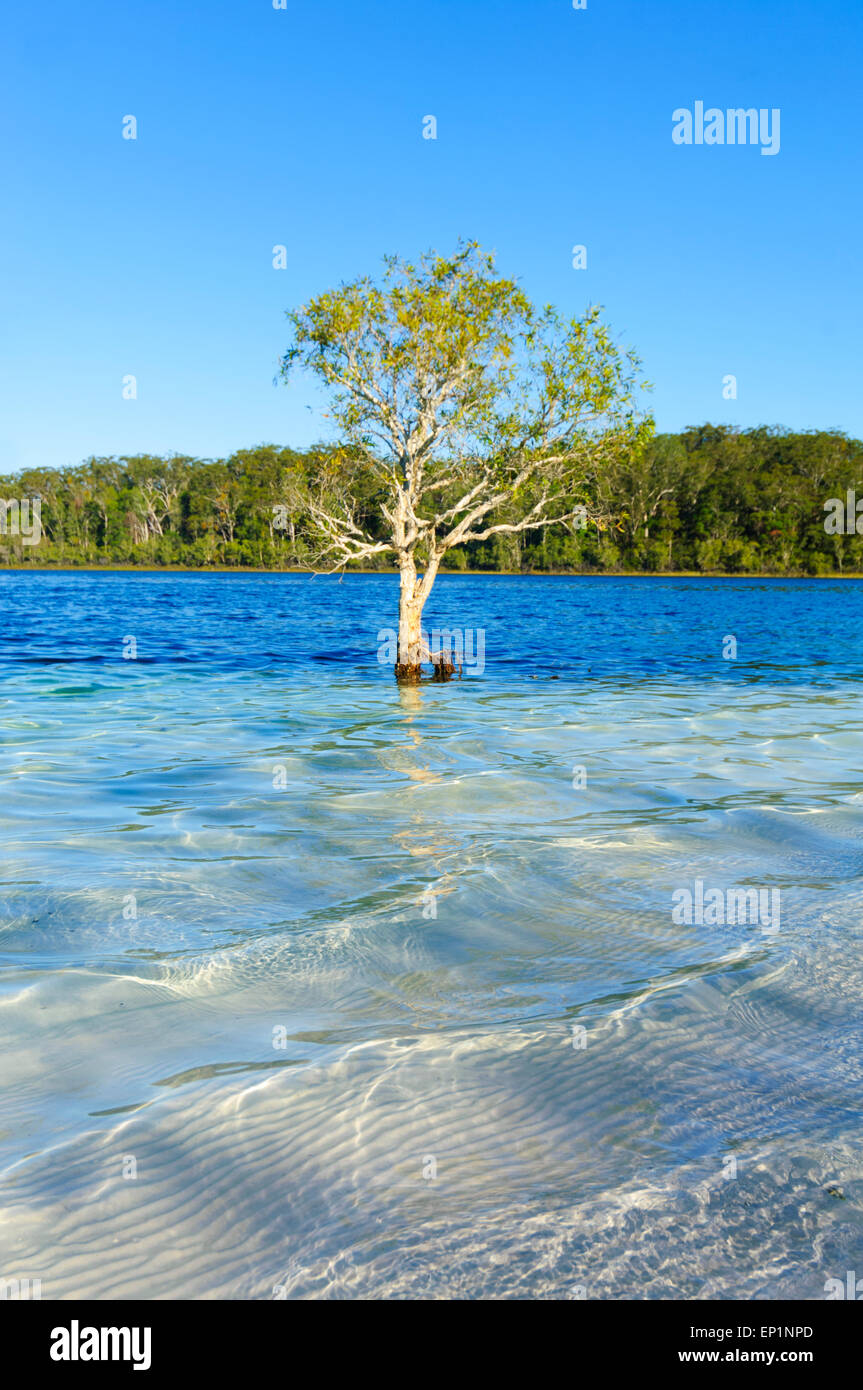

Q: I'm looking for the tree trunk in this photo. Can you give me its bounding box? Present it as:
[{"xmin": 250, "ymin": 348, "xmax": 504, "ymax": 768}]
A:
[
  {"xmin": 395, "ymin": 552, "xmax": 454, "ymax": 683},
  {"xmin": 396, "ymin": 559, "xmax": 425, "ymax": 681}
]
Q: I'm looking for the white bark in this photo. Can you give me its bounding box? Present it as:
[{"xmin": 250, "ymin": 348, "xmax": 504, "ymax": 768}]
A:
[{"xmin": 397, "ymin": 560, "xmax": 424, "ymax": 666}]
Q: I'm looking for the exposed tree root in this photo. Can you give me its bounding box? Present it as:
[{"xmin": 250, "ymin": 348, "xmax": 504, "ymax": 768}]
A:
[{"xmin": 430, "ymin": 650, "xmax": 461, "ymax": 681}]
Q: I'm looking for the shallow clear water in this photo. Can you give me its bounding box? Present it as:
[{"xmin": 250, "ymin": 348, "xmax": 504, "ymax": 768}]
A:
[{"xmin": 1, "ymin": 571, "xmax": 862, "ymax": 1299}]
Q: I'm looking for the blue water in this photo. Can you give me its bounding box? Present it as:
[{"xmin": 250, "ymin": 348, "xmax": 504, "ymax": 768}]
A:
[{"xmin": 1, "ymin": 572, "xmax": 862, "ymax": 1299}]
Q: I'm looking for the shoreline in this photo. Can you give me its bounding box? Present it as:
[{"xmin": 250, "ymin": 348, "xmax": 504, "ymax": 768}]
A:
[{"xmin": 1, "ymin": 564, "xmax": 863, "ymax": 580}]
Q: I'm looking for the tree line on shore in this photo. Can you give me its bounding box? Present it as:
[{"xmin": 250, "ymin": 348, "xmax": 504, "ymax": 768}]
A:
[{"xmin": 2, "ymin": 425, "xmax": 862, "ymax": 575}]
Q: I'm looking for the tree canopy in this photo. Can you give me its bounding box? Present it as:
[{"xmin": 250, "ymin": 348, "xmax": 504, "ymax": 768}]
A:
[{"xmin": 279, "ymin": 241, "xmax": 649, "ymax": 568}]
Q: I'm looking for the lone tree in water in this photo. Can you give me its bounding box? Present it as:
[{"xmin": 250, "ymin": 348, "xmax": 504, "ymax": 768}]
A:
[{"xmin": 280, "ymin": 241, "xmax": 650, "ymax": 680}]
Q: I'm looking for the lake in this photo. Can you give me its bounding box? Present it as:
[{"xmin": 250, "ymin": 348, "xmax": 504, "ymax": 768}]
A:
[{"xmin": 1, "ymin": 571, "xmax": 862, "ymax": 1298}]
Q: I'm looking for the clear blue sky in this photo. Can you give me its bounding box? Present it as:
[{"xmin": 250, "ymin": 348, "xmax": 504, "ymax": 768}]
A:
[{"xmin": 2, "ymin": 0, "xmax": 861, "ymax": 473}]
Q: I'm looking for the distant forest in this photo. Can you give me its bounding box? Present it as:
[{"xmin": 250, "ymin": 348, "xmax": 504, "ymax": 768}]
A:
[{"xmin": 2, "ymin": 426, "xmax": 862, "ymax": 574}]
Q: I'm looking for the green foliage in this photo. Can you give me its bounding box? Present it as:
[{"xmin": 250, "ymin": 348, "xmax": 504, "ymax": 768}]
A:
[{"xmin": 1, "ymin": 426, "xmax": 862, "ymax": 574}]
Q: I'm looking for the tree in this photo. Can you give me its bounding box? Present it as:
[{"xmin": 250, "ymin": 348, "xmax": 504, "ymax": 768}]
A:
[
  {"xmin": 597, "ymin": 433, "xmax": 707, "ymax": 566},
  {"xmin": 279, "ymin": 241, "xmax": 650, "ymax": 679}
]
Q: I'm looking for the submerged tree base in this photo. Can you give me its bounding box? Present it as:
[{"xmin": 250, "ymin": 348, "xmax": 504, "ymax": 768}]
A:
[
  {"xmin": 394, "ymin": 654, "xmax": 461, "ymax": 684},
  {"xmin": 394, "ymin": 662, "xmax": 423, "ymax": 684}
]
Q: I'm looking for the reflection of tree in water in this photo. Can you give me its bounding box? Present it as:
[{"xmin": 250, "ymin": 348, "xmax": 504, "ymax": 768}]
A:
[{"xmin": 377, "ymin": 683, "xmax": 459, "ymax": 917}]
